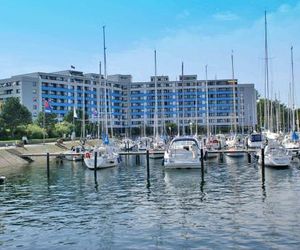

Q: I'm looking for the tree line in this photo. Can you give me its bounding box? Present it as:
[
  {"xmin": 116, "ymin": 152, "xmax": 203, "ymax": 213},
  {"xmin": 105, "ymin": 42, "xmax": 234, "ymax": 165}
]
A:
[{"xmin": 0, "ymin": 97, "xmax": 92, "ymax": 140}]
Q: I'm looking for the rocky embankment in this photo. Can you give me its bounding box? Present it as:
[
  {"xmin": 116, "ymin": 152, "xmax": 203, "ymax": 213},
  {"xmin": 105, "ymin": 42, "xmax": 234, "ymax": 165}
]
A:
[{"xmin": 0, "ymin": 140, "xmax": 98, "ymax": 168}]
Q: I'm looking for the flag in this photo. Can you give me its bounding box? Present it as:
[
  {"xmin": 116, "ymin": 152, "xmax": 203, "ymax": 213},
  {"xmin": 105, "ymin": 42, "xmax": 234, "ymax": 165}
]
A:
[
  {"xmin": 44, "ymin": 100, "xmax": 52, "ymax": 113},
  {"xmin": 73, "ymin": 107, "xmax": 78, "ymax": 118},
  {"xmin": 71, "ymin": 65, "xmax": 75, "ymax": 69},
  {"xmin": 104, "ymin": 134, "xmax": 109, "ymax": 145},
  {"xmin": 291, "ymin": 131, "xmax": 299, "ymax": 141},
  {"xmin": 92, "ymin": 109, "xmax": 98, "ymax": 118},
  {"xmin": 102, "ymin": 133, "xmax": 109, "ymax": 145}
]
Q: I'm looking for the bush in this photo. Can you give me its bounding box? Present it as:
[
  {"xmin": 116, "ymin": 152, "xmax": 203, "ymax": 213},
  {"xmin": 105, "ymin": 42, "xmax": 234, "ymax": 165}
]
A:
[{"xmin": 26, "ymin": 124, "xmax": 46, "ymax": 139}]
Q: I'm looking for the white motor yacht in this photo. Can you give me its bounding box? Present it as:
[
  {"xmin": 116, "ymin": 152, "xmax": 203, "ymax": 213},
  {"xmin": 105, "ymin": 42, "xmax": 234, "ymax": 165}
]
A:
[
  {"xmin": 258, "ymin": 143, "xmax": 292, "ymax": 167},
  {"xmin": 164, "ymin": 136, "xmax": 204, "ymax": 169}
]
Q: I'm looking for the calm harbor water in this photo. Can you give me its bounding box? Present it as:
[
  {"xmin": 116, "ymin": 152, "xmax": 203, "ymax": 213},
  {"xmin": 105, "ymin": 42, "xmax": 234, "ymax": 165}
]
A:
[{"xmin": 1, "ymin": 156, "xmax": 300, "ymax": 249}]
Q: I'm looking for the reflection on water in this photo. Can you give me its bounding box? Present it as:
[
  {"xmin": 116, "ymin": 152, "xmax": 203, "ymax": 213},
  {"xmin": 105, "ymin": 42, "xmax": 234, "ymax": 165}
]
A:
[{"xmin": 0, "ymin": 156, "xmax": 300, "ymax": 249}]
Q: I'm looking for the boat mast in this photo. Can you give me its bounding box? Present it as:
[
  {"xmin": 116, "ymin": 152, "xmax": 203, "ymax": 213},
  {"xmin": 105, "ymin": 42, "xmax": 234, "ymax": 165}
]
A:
[
  {"xmin": 205, "ymin": 65, "xmax": 209, "ymax": 139},
  {"xmin": 181, "ymin": 62, "xmax": 185, "ymax": 135},
  {"xmin": 143, "ymin": 83, "xmax": 146, "ymax": 137},
  {"xmin": 264, "ymin": 10, "xmax": 270, "ymax": 131},
  {"xmin": 176, "ymin": 77, "xmax": 180, "ymax": 136},
  {"xmin": 288, "ymin": 81, "xmax": 291, "ymax": 131},
  {"xmin": 82, "ymin": 78, "xmax": 86, "ymax": 139},
  {"xmin": 102, "ymin": 26, "xmax": 109, "ymax": 137},
  {"xmin": 231, "ymin": 50, "xmax": 237, "ymax": 134},
  {"xmin": 97, "ymin": 61, "xmax": 101, "ymax": 139},
  {"xmin": 154, "ymin": 50, "xmax": 158, "ymax": 139},
  {"xmin": 195, "ymin": 77, "xmax": 198, "ymax": 136},
  {"xmin": 291, "ymin": 46, "xmax": 295, "ymax": 131}
]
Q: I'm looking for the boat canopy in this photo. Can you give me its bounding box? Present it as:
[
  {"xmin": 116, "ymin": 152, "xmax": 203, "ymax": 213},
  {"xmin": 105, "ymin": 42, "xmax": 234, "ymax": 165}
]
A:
[{"xmin": 250, "ymin": 134, "xmax": 262, "ymax": 142}]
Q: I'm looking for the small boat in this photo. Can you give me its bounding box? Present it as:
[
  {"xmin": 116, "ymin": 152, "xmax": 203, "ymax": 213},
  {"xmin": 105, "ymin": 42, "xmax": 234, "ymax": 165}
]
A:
[
  {"xmin": 247, "ymin": 132, "xmax": 264, "ymax": 149},
  {"xmin": 225, "ymin": 135, "xmax": 245, "ymax": 157},
  {"xmin": 84, "ymin": 145, "xmax": 121, "ymax": 170},
  {"xmin": 64, "ymin": 145, "xmax": 85, "ymax": 161},
  {"xmin": 137, "ymin": 137, "xmax": 152, "ymax": 151},
  {"xmin": 282, "ymin": 132, "xmax": 300, "ymax": 152},
  {"xmin": 149, "ymin": 137, "xmax": 165, "ymax": 159},
  {"xmin": 258, "ymin": 143, "xmax": 292, "ymax": 167},
  {"xmin": 120, "ymin": 138, "xmax": 136, "ymax": 151},
  {"xmin": 164, "ymin": 136, "xmax": 203, "ymax": 169},
  {"xmin": 204, "ymin": 141, "xmax": 219, "ymax": 159}
]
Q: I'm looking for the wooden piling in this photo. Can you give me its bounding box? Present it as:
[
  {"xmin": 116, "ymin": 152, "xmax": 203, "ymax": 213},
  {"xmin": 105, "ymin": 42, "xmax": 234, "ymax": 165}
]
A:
[
  {"xmin": 94, "ymin": 151, "xmax": 98, "ymax": 183},
  {"xmin": 247, "ymin": 152, "xmax": 251, "ymax": 163},
  {"xmin": 46, "ymin": 152, "xmax": 50, "ymax": 179},
  {"xmin": 261, "ymin": 147, "xmax": 265, "ymax": 181},
  {"xmin": 201, "ymin": 148, "xmax": 204, "ymax": 182},
  {"xmin": 146, "ymin": 150, "xmax": 150, "ymax": 180}
]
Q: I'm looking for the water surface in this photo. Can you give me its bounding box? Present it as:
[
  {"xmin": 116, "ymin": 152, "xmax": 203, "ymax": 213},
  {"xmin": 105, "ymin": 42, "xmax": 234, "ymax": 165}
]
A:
[{"xmin": 1, "ymin": 156, "xmax": 300, "ymax": 249}]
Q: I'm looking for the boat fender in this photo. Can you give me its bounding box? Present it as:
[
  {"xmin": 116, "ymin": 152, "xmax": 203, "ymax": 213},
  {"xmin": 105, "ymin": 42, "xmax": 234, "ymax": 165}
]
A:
[{"xmin": 85, "ymin": 152, "xmax": 91, "ymax": 159}]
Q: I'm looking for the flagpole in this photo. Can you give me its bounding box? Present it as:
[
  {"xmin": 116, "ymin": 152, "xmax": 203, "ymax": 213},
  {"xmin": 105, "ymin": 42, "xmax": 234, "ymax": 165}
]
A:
[{"xmin": 98, "ymin": 61, "xmax": 101, "ymax": 140}]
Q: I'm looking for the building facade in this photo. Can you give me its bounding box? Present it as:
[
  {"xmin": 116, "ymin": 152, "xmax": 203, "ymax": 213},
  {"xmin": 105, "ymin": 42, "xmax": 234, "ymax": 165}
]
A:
[{"xmin": 0, "ymin": 70, "xmax": 257, "ymax": 134}]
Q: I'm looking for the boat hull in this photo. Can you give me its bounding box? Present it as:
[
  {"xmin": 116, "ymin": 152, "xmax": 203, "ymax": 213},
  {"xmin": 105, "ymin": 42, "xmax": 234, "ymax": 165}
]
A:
[
  {"xmin": 258, "ymin": 155, "xmax": 291, "ymax": 167},
  {"xmin": 84, "ymin": 155, "xmax": 120, "ymax": 169},
  {"xmin": 164, "ymin": 161, "xmax": 201, "ymax": 169},
  {"xmin": 149, "ymin": 150, "xmax": 164, "ymax": 159}
]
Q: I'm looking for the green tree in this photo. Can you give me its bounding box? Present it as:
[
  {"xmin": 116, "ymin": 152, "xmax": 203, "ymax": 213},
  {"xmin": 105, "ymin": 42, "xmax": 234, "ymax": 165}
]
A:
[
  {"xmin": 63, "ymin": 109, "xmax": 89, "ymax": 137},
  {"xmin": 54, "ymin": 121, "xmax": 73, "ymax": 138},
  {"xmin": 165, "ymin": 122, "xmax": 178, "ymax": 136},
  {"xmin": 35, "ymin": 112, "xmax": 57, "ymax": 137},
  {"xmin": 0, "ymin": 97, "xmax": 32, "ymax": 137}
]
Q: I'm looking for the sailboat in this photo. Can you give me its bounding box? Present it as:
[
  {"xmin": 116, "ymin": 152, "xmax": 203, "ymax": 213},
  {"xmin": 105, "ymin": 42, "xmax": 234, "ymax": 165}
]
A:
[
  {"xmin": 282, "ymin": 46, "xmax": 300, "ymax": 151},
  {"xmin": 257, "ymin": 11, "xmax": 292, "ymax": 167},
  {"xmin": 84, "ymin": 26, "xmax": 121, "ymax": 169},
  {"xmin": 225, "ymin": 51, "xmax": 245, "ymax": 157},
  {"xmin": 149, "ymin": 50, "xmax": 165, "ymax": 159},
  {"xmin": 202, "ymin": 65, "xmax": 219, "ymax": 159}
]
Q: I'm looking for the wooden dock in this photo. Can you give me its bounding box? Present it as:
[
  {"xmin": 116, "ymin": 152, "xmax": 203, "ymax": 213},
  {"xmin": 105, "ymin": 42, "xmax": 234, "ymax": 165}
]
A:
[{"xmin": 20, "ymin": 149, "xmax": 259, "ymax": 158}]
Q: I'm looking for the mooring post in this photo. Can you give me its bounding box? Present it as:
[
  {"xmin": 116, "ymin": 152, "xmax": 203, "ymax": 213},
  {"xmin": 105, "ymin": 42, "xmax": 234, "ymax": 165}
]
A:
[
  {"xmin": 46, "ymin": 152, "xmax": 50, "ymax": 179},
  {"xmin": 247, "ymin": 152, "xmax": 251, "ymax": 163},
  {"xmin": 94, "ymin": 151, "xmax": 98, "ymax": 184},
  {"xmin": 261, "ymin": 147, "xmax": 265, "ymax": 181},
  {"xmin": 219, "ymin": 152, "xmax": 224, "ymax": 163},
  {"xmin": 201, "ymin": 148, "xmax": 204, "ymax": 182},
  {"xmin": 146, "ymin": 150, "xmax": 150, "ymax": 180}
]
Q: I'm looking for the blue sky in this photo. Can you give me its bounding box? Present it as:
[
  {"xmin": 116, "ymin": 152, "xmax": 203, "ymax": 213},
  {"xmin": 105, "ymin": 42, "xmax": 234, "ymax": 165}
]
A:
[{"xmin": 0, "ymin": 0, "xmax": 299, "ymax": 104}]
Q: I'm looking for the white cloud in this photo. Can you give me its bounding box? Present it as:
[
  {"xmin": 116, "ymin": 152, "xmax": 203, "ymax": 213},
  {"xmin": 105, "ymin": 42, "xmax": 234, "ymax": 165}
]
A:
[
  {"xmin": 213, "ymin": 11, "xmax": 239, "ymax": 21},
  {"xmin": 176, "ymin": 10, "xmax": 190, "ymax": 19}
]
